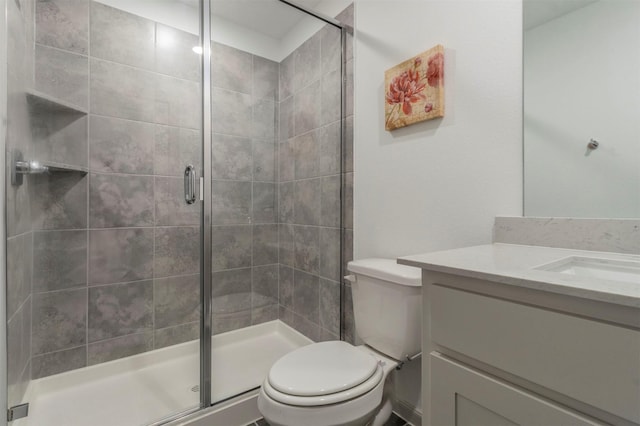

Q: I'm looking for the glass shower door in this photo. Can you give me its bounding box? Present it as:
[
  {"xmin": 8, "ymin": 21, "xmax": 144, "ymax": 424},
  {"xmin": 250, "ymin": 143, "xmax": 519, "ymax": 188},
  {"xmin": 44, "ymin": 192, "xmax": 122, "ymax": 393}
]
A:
[
  {"xmin": 207, "ymin": 0, "xmax": 345, "ymax": 404},
  {"xmin": 4, "ymin": 0, "xmax": 205, "ymax": 424}
]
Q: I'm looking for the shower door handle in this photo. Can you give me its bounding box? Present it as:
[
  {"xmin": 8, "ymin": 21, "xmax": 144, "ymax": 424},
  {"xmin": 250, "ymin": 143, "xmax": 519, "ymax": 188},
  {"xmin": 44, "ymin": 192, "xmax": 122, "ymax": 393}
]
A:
[{"xmin": 184, "ymin": 164, "xmax": 197, "ymax": 204}]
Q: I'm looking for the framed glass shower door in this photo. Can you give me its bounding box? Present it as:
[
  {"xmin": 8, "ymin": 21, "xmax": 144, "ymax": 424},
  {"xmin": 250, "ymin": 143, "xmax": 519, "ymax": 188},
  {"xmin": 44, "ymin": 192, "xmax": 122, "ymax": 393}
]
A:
[
  {"xmin": 4, "ymin": 0, "xmax": 206, "ymax": 424},
  {"xmin": 206, "ymin": 0, "xmax": 346, "ymax": 406}
]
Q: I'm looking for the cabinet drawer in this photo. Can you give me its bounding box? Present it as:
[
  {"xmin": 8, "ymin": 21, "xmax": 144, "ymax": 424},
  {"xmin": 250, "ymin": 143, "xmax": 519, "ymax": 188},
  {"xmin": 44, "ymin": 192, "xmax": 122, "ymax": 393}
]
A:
[
  {"xmin": 430, "ymin": 285, "xmax": 640, "ymax": 423},
  {"xmin": 431, "ymin": 353, "xmax": 603, "ymax": 426}
]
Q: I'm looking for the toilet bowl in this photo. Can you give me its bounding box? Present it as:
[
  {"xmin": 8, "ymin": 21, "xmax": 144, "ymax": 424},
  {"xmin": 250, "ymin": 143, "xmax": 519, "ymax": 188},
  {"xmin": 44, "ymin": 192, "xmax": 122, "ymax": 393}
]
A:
[
  {"xmin": 257, "ymin": 341, "xmax": 397, "ymax": 426},
  {"xmin": 258, "ymin": 259, "xmax": 422, "ymax": 426}
]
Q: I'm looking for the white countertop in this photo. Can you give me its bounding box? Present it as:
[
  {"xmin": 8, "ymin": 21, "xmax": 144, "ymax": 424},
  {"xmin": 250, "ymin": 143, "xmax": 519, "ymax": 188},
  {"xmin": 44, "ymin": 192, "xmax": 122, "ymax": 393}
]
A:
[{"xmin": 398, "ymin": 243, "xmax": 640, "ymax": 308}]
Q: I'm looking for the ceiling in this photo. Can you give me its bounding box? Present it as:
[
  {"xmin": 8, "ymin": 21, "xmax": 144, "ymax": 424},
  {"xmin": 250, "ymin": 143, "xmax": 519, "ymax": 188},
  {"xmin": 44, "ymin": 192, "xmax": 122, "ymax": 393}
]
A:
[
  {"xmin": 180, "ymin": 0, "xmax": 324, "ymax": 39},
  {"xmin": 524, "ymin": 0, "xmax": 599, "ymax": 30}
]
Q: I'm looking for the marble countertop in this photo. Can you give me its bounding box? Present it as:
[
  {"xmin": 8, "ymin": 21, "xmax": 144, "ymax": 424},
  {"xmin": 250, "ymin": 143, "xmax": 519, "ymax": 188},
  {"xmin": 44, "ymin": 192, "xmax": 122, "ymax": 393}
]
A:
[{"xmin": 398, "ymin": 243, "xmax": 640, "ymax": 308}]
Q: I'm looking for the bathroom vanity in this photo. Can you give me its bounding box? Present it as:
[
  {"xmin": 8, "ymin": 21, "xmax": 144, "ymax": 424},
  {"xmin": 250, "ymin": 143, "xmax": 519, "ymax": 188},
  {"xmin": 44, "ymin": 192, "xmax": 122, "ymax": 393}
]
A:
[{"xmin": 399, "ymin": 244, "xmax": 640, "ymax": 426}]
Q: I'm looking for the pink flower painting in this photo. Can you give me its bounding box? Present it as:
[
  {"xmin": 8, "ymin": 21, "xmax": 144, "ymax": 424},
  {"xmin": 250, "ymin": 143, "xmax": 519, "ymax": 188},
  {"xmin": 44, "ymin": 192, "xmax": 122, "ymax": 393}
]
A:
[
  {"xmin": 426, "ymin": 52, "xmax": 444, "ymax": 87},
  {"xmin": 385, "ymin": 69, "xmax": 426, "ymax": 115},
  {"xmin": 385, "ymin": 45, "xmax": 445, "ymax": 131}
]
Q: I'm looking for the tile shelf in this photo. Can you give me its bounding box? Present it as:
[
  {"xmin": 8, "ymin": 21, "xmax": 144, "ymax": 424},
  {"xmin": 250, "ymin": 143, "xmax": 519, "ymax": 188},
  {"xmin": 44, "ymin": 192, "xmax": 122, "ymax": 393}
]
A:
[
  {"xmin": 25, "ymin": 89, "xmax": 88, "ymax": 115},
  {"xmin": 11, "ymin": 151, "xmax": 88, "ymax": 187},
  {"xmin": 41, "ymin": 161, "xmax": 88, "ymax": 174}
]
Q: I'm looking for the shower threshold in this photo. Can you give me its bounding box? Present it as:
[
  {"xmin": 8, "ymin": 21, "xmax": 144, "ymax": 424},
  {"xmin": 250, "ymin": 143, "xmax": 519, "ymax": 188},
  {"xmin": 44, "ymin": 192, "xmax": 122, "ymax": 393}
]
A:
[{"xmin": 15, "ymin": 320, "xmax": 312, "ymax": 426}]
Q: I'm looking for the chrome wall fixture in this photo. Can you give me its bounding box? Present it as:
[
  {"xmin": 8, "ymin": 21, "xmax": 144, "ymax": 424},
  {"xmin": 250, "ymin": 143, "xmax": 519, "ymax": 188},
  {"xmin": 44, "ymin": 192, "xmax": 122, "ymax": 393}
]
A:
[
  {"xmin": 10, "ymin": 150, "xmax": 87, "ymax": 186},
  {"xmin": 12, "ymin": 151, "xmax": 48, "ymax": 186},
  {"xmin": 184, "ymin": 164, "xmax": 197, "ymax": 204}
]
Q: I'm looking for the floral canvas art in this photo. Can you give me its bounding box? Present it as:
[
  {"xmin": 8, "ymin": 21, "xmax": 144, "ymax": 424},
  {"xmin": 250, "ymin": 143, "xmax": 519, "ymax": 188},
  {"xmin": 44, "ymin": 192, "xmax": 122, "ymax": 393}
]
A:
[{"xmin": 385, "ymin": 45, "xmax": 444, "ymax": 131}]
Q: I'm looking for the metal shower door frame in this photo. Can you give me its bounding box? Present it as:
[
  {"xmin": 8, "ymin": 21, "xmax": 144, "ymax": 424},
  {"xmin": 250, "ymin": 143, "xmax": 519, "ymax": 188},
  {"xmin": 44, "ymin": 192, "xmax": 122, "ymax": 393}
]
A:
[
  {"xmin": 197, "ymin": 0, "xmax": 352, "ymax": 412},
  {"xmin": 0, "ymin": 0, "xmax": 9, "ymax": 423},
  {"xmin": 199, "ymin": 0, "xmax": 213, "ymax": 409}
]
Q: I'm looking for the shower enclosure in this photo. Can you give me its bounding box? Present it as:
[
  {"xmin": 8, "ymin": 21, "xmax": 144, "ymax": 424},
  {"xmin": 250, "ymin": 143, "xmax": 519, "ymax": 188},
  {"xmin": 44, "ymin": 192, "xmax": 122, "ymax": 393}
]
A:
[{"xmin": 1, "ymin": 0, "xmax": 354, "ymax": 424}]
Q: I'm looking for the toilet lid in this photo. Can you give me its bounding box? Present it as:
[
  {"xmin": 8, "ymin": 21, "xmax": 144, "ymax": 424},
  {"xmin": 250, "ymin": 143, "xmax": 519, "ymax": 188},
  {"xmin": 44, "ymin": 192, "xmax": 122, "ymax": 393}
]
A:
[
  {"xmin": 268, "ymin": 341, "xmax": 379, "ymax": 397},
  {"xmin": 263, "ymin": 366, "xmax": 383, "ymax": 406}
]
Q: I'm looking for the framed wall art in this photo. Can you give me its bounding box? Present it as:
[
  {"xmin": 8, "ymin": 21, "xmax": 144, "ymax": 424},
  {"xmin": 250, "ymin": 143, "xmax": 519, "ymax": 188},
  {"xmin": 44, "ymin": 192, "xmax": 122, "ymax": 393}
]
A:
[{"xmin": 385, "ymin": 45, "xmax": 444, "ymax": 131}]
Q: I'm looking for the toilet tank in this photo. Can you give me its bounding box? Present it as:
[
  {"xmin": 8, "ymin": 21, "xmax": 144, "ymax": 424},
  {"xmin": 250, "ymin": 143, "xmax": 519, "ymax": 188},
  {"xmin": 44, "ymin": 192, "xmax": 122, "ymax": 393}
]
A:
[{"xmin": 347, "ymin": 259, "xmax": 422, "ymax": 361}]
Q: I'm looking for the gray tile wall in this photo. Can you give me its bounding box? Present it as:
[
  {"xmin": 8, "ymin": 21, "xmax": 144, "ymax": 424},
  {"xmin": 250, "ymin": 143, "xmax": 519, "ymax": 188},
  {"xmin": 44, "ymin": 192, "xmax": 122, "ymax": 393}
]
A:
[
  {"xmin": 276, "ymin": 5, "xmax": 355, "ymax": 343},
  {"xmin": 7, "ymin": 0, "xmax": 354, "ymax": 386},
  {"xmin": 210, "ymin": 42, "xmax": 280, "ymax": 334},
  {"xmin": 208, "ymin": 4, "xmax": 354, "ymax": 343},
  {"xmin": 26, "ymin": 0, "xmax": 202, "ymax": 378},
  {"xmin": 6, "ymin": 0, "xmax": 36, "ymax": 407}
]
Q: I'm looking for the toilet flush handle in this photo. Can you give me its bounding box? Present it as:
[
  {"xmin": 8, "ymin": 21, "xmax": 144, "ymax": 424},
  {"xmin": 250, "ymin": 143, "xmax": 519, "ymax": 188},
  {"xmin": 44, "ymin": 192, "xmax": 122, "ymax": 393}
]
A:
[{"xmin": 344, "ymin": 274, "xmax": 356, "ymax": 283}]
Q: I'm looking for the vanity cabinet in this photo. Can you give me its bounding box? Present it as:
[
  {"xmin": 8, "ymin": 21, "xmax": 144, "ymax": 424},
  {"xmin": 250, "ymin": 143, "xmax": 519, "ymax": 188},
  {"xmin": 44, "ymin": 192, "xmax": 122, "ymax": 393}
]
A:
[
  {"xmin": 431, "ymin": 353, "xmax": 602, "ymax": 426},
  {"xmin": 398, "ymin": 243, "xmax": 640, "ymax": 425},
  {"xmin": 424, "ymin": 278, "xmax": 640, "ymax": 426}
]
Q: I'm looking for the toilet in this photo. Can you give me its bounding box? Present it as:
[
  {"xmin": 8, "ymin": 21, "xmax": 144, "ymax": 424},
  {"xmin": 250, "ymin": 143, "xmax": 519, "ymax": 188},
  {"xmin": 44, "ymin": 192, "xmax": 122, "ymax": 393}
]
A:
[{"xmin": 258, "ymin": 258, "xmax": 422, "ymax": 426}]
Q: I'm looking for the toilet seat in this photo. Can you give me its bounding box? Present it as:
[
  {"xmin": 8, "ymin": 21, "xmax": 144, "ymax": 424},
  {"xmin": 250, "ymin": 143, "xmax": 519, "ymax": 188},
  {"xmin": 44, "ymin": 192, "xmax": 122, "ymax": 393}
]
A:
[
  {"xmin": 264, "ymin": 341, "xmax": 384, "ymax": 406},
  {"xmin": 264, "ymin": 364, "xmax": 383, "ymax": 406}
]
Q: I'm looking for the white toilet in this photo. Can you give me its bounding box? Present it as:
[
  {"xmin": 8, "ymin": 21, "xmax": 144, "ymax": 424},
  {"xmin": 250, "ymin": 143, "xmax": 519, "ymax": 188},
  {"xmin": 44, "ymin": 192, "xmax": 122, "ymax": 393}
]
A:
[{"xmin": 258, "ymin": 258, "xmax": 422, "ymax": 426}]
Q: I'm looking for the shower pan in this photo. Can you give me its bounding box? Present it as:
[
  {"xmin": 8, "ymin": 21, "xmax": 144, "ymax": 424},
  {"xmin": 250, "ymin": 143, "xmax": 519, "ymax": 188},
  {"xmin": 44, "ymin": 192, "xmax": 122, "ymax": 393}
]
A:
[{"xmin": 1, "ymin": 0, "xmax": 351, "ymax": 424}]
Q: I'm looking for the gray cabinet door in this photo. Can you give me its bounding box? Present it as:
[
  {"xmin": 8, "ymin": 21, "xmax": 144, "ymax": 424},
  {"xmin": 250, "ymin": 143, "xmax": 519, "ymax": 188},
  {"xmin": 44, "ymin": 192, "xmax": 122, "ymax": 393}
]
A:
[{"xmin": 430, "ymin": 353, "xmax": 604, "ymax": 426}]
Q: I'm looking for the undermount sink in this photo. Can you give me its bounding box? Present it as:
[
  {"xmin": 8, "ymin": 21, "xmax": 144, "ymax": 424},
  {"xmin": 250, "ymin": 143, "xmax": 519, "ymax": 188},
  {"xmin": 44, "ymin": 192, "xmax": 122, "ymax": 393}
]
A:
[{"xmin": 535, "ymin": 256, "xmax": 640, "ymax": 285}]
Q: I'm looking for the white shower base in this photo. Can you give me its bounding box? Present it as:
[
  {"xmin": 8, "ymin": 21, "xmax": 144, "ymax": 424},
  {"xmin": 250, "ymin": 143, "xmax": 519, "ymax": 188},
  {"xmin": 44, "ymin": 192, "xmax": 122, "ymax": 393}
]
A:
[{"xmin": 15, "ymin": 321, "xmax": 311, "ymax": 426}]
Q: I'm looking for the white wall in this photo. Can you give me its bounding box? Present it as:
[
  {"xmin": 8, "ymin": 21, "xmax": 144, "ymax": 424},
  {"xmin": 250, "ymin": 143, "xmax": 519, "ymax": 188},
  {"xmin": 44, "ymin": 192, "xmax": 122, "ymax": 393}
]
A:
[
  {"xmin": 524, "ymin": 0, "xmax": 640, "ymax": 218},
  {"xmin": 354, "ymin": 0, "xmax": 523, "ymax": 258},
  {"xmin": 354, "ymin": 0, "xmax": 524, "ymax": 415}
]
